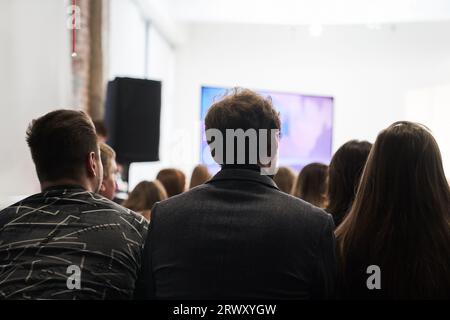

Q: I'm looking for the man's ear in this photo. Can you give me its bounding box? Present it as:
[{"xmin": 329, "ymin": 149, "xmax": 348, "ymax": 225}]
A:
[{"xmin": 86, "ymin": 151, "xmax": 98, "ymax": 178}]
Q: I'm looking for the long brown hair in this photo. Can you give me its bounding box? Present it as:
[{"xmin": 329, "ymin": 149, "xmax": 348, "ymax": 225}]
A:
[
  {"xmin": 326, "ymin": 140, "xmax": 372, "ymax": 228},
  {"xmin": 336, "ymin": 121, "xmax": 450, "ymax": 299}
]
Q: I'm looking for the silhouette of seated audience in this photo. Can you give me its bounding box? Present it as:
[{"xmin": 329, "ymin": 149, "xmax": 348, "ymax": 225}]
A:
[{"xmin": 2, "ymin": 92, "xmax": 450, "ymax": 301}]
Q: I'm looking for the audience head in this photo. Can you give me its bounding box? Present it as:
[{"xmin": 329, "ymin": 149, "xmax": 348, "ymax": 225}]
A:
[
  {"xmin": 326, "ymin": 140, "xmax": 372, "ymax": 227},
  {"xmin": 93, "ymin": 120, "xmax": 108, "ymax": 143},
  {"xmin": 156, "ymin": 168, "xmax": 186, "ymax": 197},
  {"xmin": 204, "ymin": 88, "xmax": 281, "ymax": 172},
  {"xmin": 273, "ymin": 166, "xmax": 296, "ymax": 194},
  {"xmin": 336, "ymin": 121, "xmax": 450, "ymax": 298},
  {"xmin": 292, "ymin": 163, "xmax": 328, "ymax": 208},
  {"xmin": 26, "ymin": 109, "xmax": 103, "ymax": 193},
  {"xmin": 99, "ymin": 142, "xmax": 118, "ymax": 200},
  {"xmin": 123, "ymin": 180, "xmax": 168, "ymax": 220},
  {"xmin": 189, "ymin": 165, "xmax": 212, "ymax": 189}
]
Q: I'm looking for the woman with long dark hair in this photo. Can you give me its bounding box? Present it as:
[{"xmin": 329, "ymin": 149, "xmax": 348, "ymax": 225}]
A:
[
  {"xmin": 336, "ymin": 121, "xmax": 450, "ymax": 299},
  {"xmin": 326, "ymin": 140, "xmax": 372, "ymax": 228}
]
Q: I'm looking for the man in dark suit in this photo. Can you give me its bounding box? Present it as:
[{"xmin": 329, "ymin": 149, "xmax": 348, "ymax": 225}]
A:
[{"xmin": 135, "ymin": 88, "xmax": 336, "ymax": 299}]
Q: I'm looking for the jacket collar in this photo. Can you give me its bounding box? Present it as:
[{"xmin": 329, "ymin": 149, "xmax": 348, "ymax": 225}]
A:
[{"xmin": 207, "ymin": 167, "xmax": 279, "ymax": 190}]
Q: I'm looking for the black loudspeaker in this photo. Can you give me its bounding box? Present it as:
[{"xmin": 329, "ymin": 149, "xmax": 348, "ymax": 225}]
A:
[{"xmin": 104, "ymin": 77, "xmax": 161, "ymax": 165}]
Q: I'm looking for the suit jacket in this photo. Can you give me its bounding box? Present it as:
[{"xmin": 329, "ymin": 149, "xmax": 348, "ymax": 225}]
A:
[{"xmin": 135, "ymin": 167, "xmax": 337, "ymax": 299}]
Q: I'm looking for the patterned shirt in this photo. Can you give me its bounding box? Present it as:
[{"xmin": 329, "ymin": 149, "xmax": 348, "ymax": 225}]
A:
[{"xmin": 0, "ymin": 186, "xmax": 148, "ymax": 300}]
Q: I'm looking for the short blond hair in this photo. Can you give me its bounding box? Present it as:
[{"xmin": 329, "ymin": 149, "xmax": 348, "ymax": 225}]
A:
[{"xmin": 100, "ymin": 142, "xmax": 116, "ymax": 178}]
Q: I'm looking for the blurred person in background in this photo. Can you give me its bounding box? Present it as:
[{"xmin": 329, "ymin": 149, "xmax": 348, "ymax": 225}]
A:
[
  {"xmin": 93, "ymin": 120, "xmax": 108, "ymax": 143},
  {"xmin": 326, "ymin": 140, "xmax": 372, "ymax": 228},
  {"xmin": 273, "ymin": 166, "xmax": 296, "ymax": 194},
  {"xmin": 156, "ymin": 168, "xmax": 186, "ymax": 197},
  {"xmin": 99, "ymin": 142, "xmax": 118, "ymax": 200},
  {"xmin": 189, "ymin": 164, "xmax": 212, "ymax": 189},
  {"xmin": 123, "ymin": 180, "xmax": 168, "ymax": 221},
  {"xmin": 292, "ymin": 163, "xmax": 328, "ymax": 208}
]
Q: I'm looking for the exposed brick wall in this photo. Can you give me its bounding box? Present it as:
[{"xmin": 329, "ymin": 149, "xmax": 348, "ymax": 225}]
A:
[{"xmin": 71, "ymin": 0, "xmax": 106, "ymax": 120}]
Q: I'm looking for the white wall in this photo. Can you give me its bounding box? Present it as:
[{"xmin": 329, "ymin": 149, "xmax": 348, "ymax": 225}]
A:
[
  {"xmin": 109, "ymin": 0, "xmax": 147, "ymax": 79},
  {"xmin": 169, "ymin": 0, "xmax": 450, "ymax": 26},
  {"xmin": 128, "ymin": 26, "xmax": 181, "ymax": 190},
  {"xmin": 108, "ymin": 0, "xmax": 179, "ymax": 189},
  {"xmin": 171, "ymin": 21, "xmax": 450, "ymax": 176},
  {"xmin": 2, "ymin": 2, "xmax": 449, "ymax": 205},
  {"xmin": 0, "ymin": 0, "xmax": 72, "ymax": 208},
  {"xmin": 128, "ymin": 27, "xmax": 179, "ymax": 190},
  {"xmin": 405, "ymin": 83, "xmax": 450, "ymax": 175}
]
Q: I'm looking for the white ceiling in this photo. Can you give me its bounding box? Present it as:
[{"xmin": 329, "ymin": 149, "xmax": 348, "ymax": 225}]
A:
[
  {"xmin": 138, "ymin": 0, "xmax": 450, "ymax": 46},
  {"xmin": 166, "ymin": 0, "xmax": 450, "ymax": 26}
]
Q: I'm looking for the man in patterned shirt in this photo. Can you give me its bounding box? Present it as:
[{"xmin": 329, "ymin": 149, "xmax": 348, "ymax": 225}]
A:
[{"xmin": 0, "ymin": 110, "xmax": 148, "ymax": 299}]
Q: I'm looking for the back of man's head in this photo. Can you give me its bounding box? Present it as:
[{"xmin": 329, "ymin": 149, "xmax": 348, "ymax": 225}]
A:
[
  {"xmin": 26, "ymin": 109, "xmax": 100, "ymax": 184},
  {"xmin": 205, "ymin": 88, "xmax": 281, "ymax": 171}
]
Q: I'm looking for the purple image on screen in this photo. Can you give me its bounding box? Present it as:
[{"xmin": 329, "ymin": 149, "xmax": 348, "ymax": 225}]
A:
[{"xmin": 200, "ymin": 86, "xmax": 333, "ymax": 173}]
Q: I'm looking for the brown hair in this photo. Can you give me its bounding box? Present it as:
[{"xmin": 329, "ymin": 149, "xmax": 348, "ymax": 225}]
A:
[
  {"xmin": 123, "ymin": 180, "xmax": 167, "ymax": 215},
  {"xmin": 204, "ymin": 88, "xmax": 281, "ymax": 166},
  {"xmin": 292, "ymin": 163, "xmax": 328, "ymax": 208},
  {"xmin": 93, "ymin": 120, "xmax": 108, "ymax": 139},
  {"xmin": 273, "ymin": 166, "xmax": 296, "ymax": 194},
  {"xmin": 189, "ymin": 165, "xmax": 212, "ymax": 189},
  {"xmin": 156, "ymin": 168, "xmax": 186, "ymax": 197},
  {"xmin": 100, "ymin": 143, "xmax": 116, "ymax": 179},
  {"xmin": 26, "ymin": 109, "xmax": 99, "ymax": 182},
  {"xmin": 326, "ymin": 140, "xmax": 372, "ymax": 227},
  {"xmin": 336, "ymin": 121, "xmax": 450, "ymax": 298}
]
